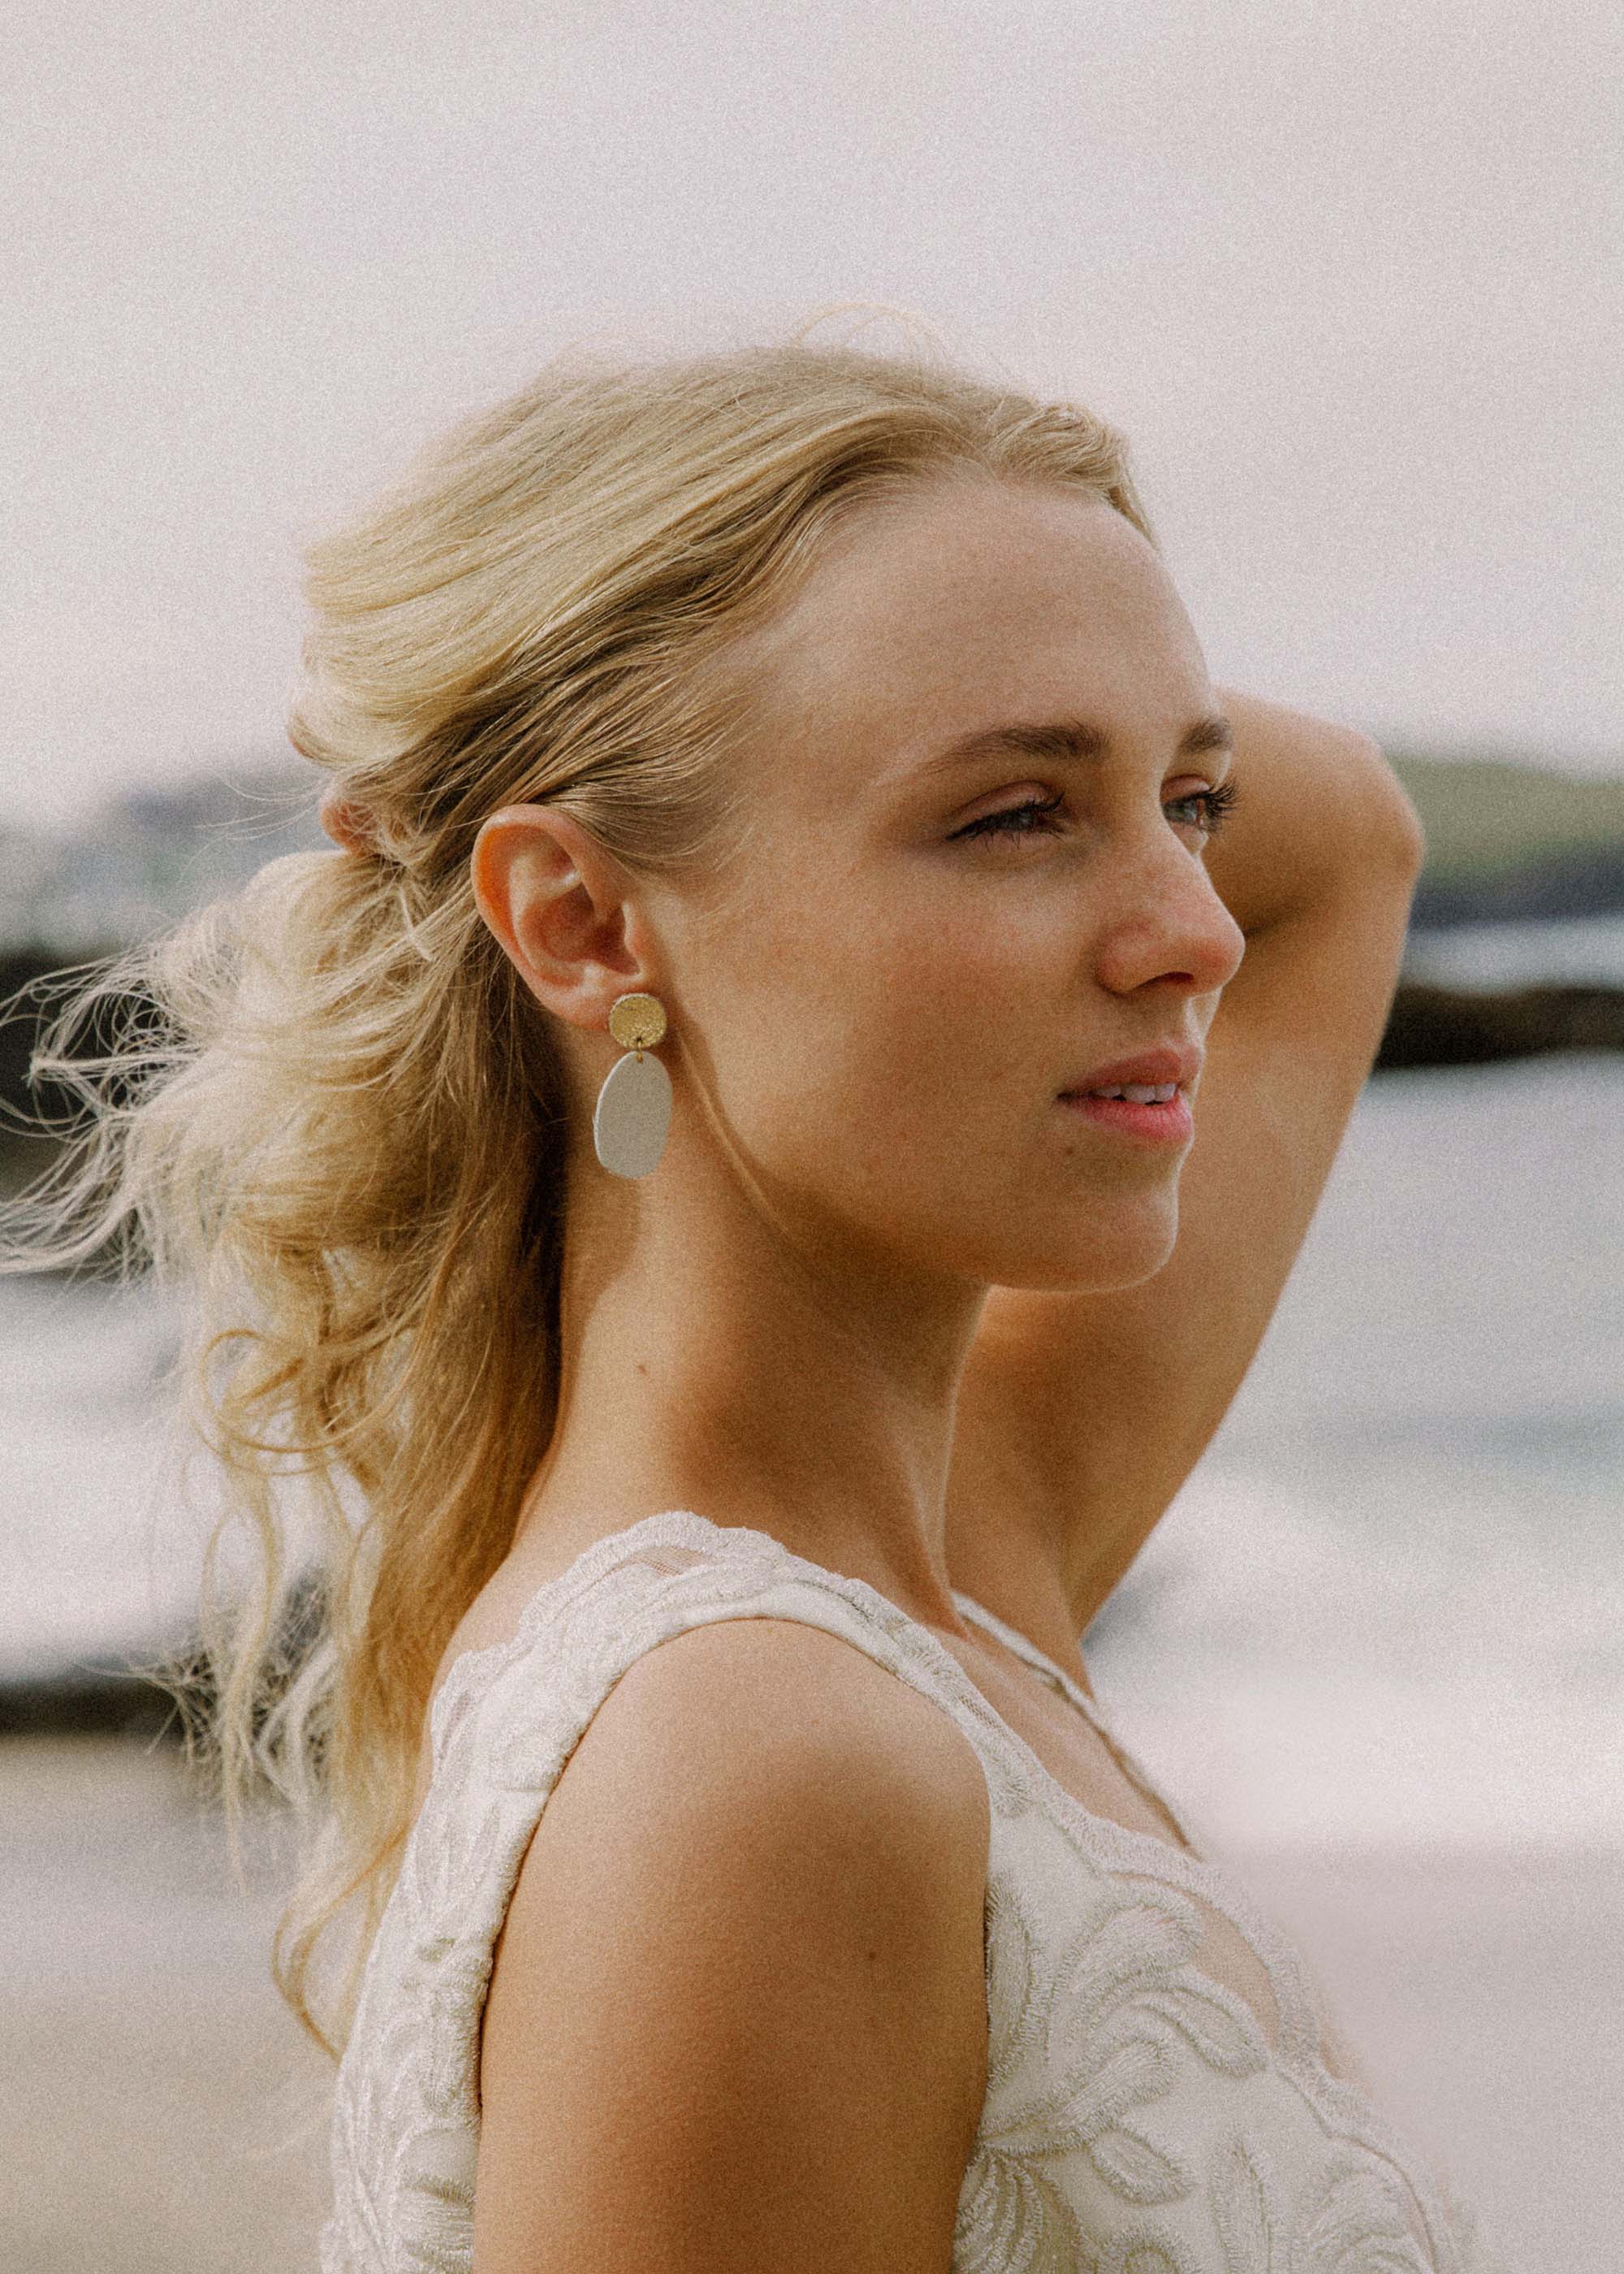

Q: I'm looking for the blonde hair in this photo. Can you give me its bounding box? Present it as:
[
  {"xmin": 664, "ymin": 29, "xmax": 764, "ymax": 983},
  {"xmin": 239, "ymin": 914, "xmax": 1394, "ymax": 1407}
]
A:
[{"xmin": 1, "ymin": 333, "xmax": 1153, "ymax": 2055}]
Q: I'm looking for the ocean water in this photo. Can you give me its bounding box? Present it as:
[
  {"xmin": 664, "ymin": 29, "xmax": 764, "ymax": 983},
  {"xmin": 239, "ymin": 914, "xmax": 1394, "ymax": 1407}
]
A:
[
  {"xmin": 1402, "ymin": 908, "xmax": 1624, "ymax": 991},
  {"xmin": 1091, "ymin": 1048, "xmax": 1624, "ymax": 1852},
  {"xmin": 4, "ymin": 1051, "xmax": 1621, "ymax": 1853}
]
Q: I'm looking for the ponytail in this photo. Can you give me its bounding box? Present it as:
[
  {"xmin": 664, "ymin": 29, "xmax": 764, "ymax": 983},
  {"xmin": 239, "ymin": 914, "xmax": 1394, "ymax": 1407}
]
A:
[{"xmin": 1, "ymin": 330, "xmax": 1151, "ymax": 2052}]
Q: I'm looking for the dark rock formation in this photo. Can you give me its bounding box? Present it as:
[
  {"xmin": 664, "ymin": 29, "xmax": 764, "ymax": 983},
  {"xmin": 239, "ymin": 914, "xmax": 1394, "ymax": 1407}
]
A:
[
  {"xmin": 1375, "ymin": 981, "xmax": 1624, "ymax": 1070},
  {"xmin": 0, "ymin": 1662, "xmax": 184, "ymax": 1741}
]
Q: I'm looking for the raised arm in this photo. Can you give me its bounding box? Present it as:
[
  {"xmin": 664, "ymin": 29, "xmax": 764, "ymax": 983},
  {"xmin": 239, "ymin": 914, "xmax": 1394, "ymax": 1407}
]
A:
[{"xmin": 944, "ymin": 690, "xmax": 1426, "ymax": 1658}]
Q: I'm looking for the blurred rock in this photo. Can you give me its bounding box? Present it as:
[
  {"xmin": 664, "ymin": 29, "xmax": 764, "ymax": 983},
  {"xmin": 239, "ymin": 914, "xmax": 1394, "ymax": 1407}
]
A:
[
  {"xmin": 0, "ymin": 1665, "xmax": 184, "ymax": 1743},
  {"xmin": 1375, "ymin": 981, "xmax": 1624, "ymax": 1070}
]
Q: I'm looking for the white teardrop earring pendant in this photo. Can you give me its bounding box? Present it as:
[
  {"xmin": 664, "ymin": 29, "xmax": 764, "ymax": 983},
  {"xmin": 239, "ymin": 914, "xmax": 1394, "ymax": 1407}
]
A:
[{"xmin": 593, "ymin": 992, "xmax": 673, "ymax": 1178}]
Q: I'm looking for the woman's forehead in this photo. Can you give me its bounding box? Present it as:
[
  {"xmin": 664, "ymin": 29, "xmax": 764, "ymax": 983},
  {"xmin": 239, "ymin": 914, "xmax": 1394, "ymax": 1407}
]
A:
[{"xmin": 731, "ymin": 480, "xmax": 1206, "ymax": 774}]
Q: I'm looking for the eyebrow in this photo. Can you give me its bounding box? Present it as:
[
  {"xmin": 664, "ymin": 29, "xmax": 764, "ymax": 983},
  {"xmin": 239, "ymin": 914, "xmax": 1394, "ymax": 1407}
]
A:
[{"xmin": 905, "ymin": 711, "xmax": 1235, "ymax": 780}]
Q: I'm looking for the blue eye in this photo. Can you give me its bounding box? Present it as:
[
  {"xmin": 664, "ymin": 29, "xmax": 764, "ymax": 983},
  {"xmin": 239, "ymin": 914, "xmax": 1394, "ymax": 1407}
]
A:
[
  {"xmin": 953, "ymin": 777, "xmax": 1242, "ymax": 846},
  {"xmin": 953, "ymin": 793, "xmax": 1066, "ymax": 841},
  {"xmin": 1166, "ymin": 780, "xmax": 1242, "ymax": 837}
]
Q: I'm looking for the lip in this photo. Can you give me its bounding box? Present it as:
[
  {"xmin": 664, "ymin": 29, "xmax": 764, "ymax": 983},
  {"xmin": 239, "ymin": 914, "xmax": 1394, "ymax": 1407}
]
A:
[
  {"xmin": 1059, "ymin": 1044, "xmax": 1203, "ymax": 1098},
  {"xmin": 1058, "ymin": 1090, "xmax": 1194, "ymax": 1144}
]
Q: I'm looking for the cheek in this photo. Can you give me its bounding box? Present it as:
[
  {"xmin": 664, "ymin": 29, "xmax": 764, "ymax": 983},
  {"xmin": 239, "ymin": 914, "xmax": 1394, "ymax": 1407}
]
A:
[
  {"xmin": 732, "ymin": 883, "xmax": 1062, "ymax": 1165},
  {"xmin": 686, "ymin": 824, "xmax": 1099, "ymax": 1190}
]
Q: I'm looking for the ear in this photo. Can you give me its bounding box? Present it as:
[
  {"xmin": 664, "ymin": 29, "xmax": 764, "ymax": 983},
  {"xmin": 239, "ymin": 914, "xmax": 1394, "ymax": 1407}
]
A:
[
  {"xmin": 318, "ymin": 782, "xmax": 378, "ymax": 857},
  {"xmin": 471, "ymin": 805, "xmax": 659, "ymax": 1033}
]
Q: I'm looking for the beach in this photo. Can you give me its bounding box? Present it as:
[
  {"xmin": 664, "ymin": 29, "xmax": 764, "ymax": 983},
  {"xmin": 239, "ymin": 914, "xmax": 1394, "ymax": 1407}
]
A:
[
  {"xmin": 4, "ymin": 1044, "xmax": 1621, "ymax": 2268},
  {"xmin": 0, "ymin": 1739, "xmax": 330, "ymax": 2274},
  {"xmin": 2, "ymin": 1734, "xmax": 1615, "ymax": 2271}
]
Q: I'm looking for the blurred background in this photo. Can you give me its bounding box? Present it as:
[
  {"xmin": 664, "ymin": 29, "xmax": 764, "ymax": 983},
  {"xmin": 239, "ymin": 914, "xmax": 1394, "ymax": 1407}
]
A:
[{"xmin": 3, "ymin": 2, "xmax": 1620, "ymax": 2268}]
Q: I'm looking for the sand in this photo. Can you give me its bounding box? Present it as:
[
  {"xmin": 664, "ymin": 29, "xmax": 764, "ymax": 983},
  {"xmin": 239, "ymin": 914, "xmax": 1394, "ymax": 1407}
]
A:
[
  {"xmin": 2, "ymin": 1736, "xmax": 1617, "ymax": 2272},
  {"xmin": 0, "ymin": 1739, "xmax": 330, "ymax": 2274}
]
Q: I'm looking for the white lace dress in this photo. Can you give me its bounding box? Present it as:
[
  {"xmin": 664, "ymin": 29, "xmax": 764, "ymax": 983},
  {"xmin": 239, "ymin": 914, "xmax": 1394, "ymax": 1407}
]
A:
[{"xmin": 321, "ymin": 1509, "xmax": 1510, "ymax": 2272}]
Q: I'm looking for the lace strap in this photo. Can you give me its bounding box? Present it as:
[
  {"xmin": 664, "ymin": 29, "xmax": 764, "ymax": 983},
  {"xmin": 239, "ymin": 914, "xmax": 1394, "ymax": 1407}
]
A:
[
  {"xmin": 422, "ymin": 1508, "xmax": 1008, "ymax": 1854},
  {"xmin": 952, "ymin": 1588, "xmax": 1207, "ymax": 1857}
]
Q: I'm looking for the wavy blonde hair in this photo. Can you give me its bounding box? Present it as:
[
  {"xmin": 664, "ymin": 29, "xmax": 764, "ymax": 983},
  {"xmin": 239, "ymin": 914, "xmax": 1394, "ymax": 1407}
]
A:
[{"xmin": 1, "ymin": 332, "xmax": 1153, "ymax": 2055}]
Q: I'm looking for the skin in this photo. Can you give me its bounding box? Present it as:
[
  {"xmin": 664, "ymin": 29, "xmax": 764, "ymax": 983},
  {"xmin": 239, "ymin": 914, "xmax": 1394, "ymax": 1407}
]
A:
[
  {"xmin": 469, "ymin": 472, "xmax": 1251, "ymax": 1635},
  {"xmin": 941, "ymin": 673, "xmax": 1425, "ymax": 1683},
  {"xmin": 438, "ymin": 469, "xmax": 1424, "ymax": 2268}
]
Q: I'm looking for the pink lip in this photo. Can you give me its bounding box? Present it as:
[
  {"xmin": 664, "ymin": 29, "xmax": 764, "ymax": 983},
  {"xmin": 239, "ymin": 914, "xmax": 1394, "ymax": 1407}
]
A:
[
  {"xmin": 1058, "ymin": 1091, "xmax": 1193, "ymax": 1143},
  {"xmin": 1060, "ymin": 1044, "xmax": 1203, "ymax": 1095}
]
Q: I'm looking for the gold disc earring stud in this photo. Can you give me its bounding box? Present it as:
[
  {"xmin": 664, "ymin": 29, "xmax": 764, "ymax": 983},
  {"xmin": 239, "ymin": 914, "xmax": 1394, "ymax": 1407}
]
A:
[{"xmin": 606, "ymin": 992, "xmax": 667, "ymax": 1052}]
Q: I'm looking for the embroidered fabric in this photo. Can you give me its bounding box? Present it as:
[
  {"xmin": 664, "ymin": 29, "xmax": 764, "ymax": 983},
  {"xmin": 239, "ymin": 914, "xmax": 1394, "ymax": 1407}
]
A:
[
  {"xmin": 944, "ymin": 1587, "xmax": 1372, "ymax": 2096},
  {"xmin": 320, "ymin": 1509, "xmax": 1511, "ymax": 2273}
]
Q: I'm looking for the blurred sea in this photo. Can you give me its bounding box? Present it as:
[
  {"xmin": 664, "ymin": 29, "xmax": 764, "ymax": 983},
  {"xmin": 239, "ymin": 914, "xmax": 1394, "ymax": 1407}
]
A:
[
  {"xmin": 1091, "ymin": 914, "xmax": 1623, "ymax": 1854},
  {"xmin": 1098, "ymin": 1045, "xmax": 1623, "ymax": 1853},
  {"xmin": 4, "ymin": 915, "xmax": 1622, "ymax": 1854}
]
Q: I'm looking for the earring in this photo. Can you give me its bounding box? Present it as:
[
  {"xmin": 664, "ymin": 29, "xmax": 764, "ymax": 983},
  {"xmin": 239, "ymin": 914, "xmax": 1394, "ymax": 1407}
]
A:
[{"xmin": 593, "ymin": 992, "xmax": 672, "ymax": 1178}]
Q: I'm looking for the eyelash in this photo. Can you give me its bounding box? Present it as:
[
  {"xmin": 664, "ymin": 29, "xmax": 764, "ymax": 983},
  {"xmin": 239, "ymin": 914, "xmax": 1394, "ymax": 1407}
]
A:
[{"xmin": 954, "ymin": 777, "xmax": 1242, "ymax": 844}]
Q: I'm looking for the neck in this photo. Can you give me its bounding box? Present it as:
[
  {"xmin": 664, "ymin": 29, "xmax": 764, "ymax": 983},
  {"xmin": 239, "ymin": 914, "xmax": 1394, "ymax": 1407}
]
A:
[
  {"xmin": 516, "ymin": 1135, "xmax": 988, "ymax": 1632},
  {"xmin": 940, "ymin": 1370, "xmax": 1099, "ymax": 1699}
]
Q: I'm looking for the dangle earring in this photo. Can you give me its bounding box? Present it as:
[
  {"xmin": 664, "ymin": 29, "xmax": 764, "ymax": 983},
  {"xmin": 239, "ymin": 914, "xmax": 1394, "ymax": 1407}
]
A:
[{"xmin": 592, "ymin": 992, "xmax": 672, "ymax": 1178}]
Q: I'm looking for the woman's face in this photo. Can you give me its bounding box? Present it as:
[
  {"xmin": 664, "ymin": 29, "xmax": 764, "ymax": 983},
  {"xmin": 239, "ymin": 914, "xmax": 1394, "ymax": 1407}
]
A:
[{"xmin": 663, "ymin": 472, "xmax": 1247, "ymax": 1295}]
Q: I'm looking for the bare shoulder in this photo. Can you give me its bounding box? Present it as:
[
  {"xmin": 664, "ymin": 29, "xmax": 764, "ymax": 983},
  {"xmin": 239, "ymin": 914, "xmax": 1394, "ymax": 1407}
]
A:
[{"xmin": 473, "ymin": 1615, "xmax": 991, "ymax": 2274}]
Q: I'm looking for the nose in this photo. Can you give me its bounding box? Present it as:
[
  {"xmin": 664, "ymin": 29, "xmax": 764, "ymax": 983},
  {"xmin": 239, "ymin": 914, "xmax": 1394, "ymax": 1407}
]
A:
[{"xmin": 1092, "ymin": 835, "xmax": 1246, "ymax": 999}]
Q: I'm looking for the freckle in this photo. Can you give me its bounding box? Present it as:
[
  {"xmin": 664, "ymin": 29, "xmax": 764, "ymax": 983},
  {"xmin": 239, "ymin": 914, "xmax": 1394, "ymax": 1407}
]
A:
[{"xmin": 636, "ymin": 1361, "xmax": 649, "ymax": 1376}]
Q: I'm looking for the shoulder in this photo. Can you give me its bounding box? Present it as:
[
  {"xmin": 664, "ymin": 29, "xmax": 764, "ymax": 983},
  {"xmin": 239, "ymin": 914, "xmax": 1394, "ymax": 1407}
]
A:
[
  {"xmin": 557, "ymin": 1608, "xmax": 991, "ymax": 1832},
  {"xmin": 494, "ymin": 1612, "xmax": 991, "ymax": 1974},
  {"xmin": 473, "ymin": 1614, "xmax": 991, "ymax": 2271}
]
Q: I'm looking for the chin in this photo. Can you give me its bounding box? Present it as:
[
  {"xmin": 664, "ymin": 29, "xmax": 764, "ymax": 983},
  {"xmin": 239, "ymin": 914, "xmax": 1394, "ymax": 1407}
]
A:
[
  {"xmin": 978, "ymin": 1204, "xmax": 1180, "ymax": 1296},
  {"xmin": 1003, "ymin": 1249, "xmax": 1173, "ymax": 1296}
]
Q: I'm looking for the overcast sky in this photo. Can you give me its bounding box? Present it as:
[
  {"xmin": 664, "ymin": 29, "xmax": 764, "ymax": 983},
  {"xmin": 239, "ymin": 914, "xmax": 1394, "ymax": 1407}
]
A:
[{"xmin": 6, "ymin": 0, "xmax": 1620, "ymax": 832}]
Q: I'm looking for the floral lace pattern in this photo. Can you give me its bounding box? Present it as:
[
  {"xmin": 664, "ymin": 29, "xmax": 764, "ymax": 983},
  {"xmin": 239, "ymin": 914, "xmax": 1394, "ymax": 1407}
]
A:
[{"xmin": 320, "ymin": 1510, "xmax": 1510, "ymax": 2273}]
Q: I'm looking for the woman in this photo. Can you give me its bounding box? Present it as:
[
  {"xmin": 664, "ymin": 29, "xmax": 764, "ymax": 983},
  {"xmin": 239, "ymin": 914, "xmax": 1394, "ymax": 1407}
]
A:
[{"xmin": 12, "ymin": 338, "xmax": 1503, "ymax": 2271}]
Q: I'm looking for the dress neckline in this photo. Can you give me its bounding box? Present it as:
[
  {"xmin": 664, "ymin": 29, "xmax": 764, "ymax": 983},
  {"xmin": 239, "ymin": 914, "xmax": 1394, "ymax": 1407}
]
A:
[
  {"xmin": 432, "ymin": 1505, "xmax": 1455, "ymax": 2250},
  {"xmin": 464, "ymin": 1504, "xmax": 1188, "ymax": 1848},
  {"xmin": 455, "ymin": 1505, "xmax": 1191, "ymax": 1860},
  {"xmin": 947, "ymin": 1587, "xmax": 1203, "ymax": 1854},
  {"xmin": 457, "ymin": 1509, "xmax": 1224, "ymax": 1935},
  {"xmin": 459, "ymin": 1516, "xmax": 1285, "ymax": 2011}
]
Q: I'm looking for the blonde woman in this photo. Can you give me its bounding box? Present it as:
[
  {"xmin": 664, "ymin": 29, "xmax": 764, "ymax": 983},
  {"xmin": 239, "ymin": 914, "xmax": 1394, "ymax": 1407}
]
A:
[{"xmin": 12, "ymin": 339, "xmax": 1505, "ymax": 2271}]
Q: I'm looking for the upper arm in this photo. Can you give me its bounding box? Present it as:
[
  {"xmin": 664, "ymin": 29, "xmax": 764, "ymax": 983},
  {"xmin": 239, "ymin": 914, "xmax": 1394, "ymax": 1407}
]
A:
[
  {"xmin": 951, "ymin": 694, "xmax": 1425, "ymax": 1628},
  {"xmin": 473, "ymin": 1616, "xmax": 991, "ymax": 2274}
]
